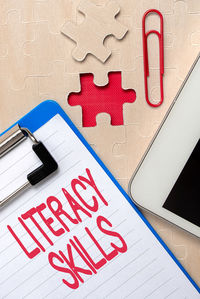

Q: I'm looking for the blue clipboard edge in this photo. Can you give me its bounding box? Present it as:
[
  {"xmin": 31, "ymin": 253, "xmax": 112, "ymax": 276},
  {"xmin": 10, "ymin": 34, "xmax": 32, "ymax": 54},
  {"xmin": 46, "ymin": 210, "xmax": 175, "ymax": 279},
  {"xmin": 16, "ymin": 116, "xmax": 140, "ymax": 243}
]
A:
[{"xmin": 1, "ymin": 100, "xmax": 199, "ymax": 293}]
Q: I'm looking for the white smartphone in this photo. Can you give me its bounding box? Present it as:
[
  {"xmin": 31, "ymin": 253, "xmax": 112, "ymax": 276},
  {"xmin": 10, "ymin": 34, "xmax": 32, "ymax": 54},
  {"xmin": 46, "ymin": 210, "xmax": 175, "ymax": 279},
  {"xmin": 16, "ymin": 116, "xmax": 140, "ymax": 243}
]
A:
[{"xmin": 129, "ymin": 53, "xmax": 200, "ymax": 238}]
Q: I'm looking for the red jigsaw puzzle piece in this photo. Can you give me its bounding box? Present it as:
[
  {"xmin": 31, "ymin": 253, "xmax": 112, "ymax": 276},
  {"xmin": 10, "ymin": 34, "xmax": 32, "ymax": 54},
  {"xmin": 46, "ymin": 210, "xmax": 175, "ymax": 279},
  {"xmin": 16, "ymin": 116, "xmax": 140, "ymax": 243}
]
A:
[{"xmin": 68, "ymin": 72, "xmax": 136, "ymax": 127}]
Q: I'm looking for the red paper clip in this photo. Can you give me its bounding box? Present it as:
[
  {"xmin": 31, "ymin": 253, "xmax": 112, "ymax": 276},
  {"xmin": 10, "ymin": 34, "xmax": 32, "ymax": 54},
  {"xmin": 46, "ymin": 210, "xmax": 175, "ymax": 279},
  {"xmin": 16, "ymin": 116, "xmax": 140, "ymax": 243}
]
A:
[{"xmin": 142, "ymin": 9, "xmax": 164, "ymax": 107}]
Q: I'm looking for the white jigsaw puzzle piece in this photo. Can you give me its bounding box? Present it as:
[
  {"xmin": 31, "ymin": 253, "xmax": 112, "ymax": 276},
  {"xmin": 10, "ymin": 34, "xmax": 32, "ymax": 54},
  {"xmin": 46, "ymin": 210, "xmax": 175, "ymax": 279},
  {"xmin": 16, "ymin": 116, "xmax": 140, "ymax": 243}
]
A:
[{"xmin": 61, "ymin": 0, "xmax": 128, "ymax": 62}]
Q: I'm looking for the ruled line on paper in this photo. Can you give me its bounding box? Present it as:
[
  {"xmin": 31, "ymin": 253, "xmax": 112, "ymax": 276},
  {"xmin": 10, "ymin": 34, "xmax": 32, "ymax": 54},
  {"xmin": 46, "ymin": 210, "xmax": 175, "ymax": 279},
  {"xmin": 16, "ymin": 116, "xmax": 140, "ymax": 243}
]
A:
[
  {"xmin": 0, "ymin": 147, "xmax": 74, "ymax": 239},
  {"xmin": 164, "ymin": 287, "xmax": 180, "ymax": 298},
  {"xmin": 31, "ymin": 229, "xmax": 137, "ymax": 299},
  {"xmin": 124, "ymin": 268, "xmax": 165, "ymax": 298},
  {"xmin": 23, "ymin": 207, "xmax": 120, "ymax": 289},
  {"xmin": 0, "ymin": 145, "xmax": 71, "ymax": 231},
  {"xmin": 0, "ymin": 184, "xmax": 103, "ymax": 269},
  {"xmin": 0, "ymin": 186, "xmax": 68, "ymax": 255},
  {"xmin": 4, "ymin": 215, "xmax": 127, "ymax": 299},
  {"xmin": 0, "ymin": 188, "xmax": 62, "ymax": 242},
  {"xmin": 0, "ymin": 150, "xmax": 32, "ymax": 177},
  {"xmin": 0, "ymin": 196, "xmax": 111, "ymax": 277},
  {"xmin": 0, "ymin": 164, "xmax": 84, "ymax": 240},
  {"xmin": 144, "ymin": 277, "xmax": 173, "ymax": 298},
  {"xmin": 0, "ymin": 137, "xmax": 65, "ymax": 193},
  {"xmin": 0, "ymin": 160, "xmax": 82, "ymax": 272},
  {"xmin": 0, "ymin": 156, "xmax": 81, "ymax": 224},
  {"xmin": 62, "ymin": 235, "xmax": 140, "ymax": 299},
  {"xmin": 0, "ymin": 130, "xmax": 58, "ymax": 177},
  {"xmin": 106, "ymin": 259, "xmax": 160, "ymax": 298},
  {"xmin": 0, "ymin": 163, "xmax": 80, "ymax": 258},
  {"xmin": 87, "ymin": 249, "xmax": 153, "ymax": 299},
  {"xmin": 95, "ymin": 235, "xmax": 140, "ymax": 275},
  {"xmin": 0, "ymin": 196, "xmax": 95, "ymax": 286},
  {"xmin": 0, "ymin": 174, "xmax": 101, "ymax": 278}
]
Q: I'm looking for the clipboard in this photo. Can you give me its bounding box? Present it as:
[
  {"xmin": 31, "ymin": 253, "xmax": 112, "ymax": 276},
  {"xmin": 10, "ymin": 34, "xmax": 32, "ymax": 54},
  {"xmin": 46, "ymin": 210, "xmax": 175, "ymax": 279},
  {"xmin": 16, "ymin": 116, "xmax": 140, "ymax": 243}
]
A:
[{"xmin": 0, "ymin": 100, "xmax": 199, "ymax": 298}]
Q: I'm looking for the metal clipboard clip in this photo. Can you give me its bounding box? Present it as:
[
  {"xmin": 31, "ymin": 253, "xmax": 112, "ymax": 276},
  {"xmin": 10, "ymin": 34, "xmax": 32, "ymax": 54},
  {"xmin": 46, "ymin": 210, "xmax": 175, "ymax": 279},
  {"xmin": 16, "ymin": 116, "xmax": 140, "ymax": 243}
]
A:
[
  {"xmin": 142, "ymin": 9, "xmax": 164, "ymax": 107},
  {"xmin": 0, "ymin": 125, "xmax": 58, "ymax": 208}
]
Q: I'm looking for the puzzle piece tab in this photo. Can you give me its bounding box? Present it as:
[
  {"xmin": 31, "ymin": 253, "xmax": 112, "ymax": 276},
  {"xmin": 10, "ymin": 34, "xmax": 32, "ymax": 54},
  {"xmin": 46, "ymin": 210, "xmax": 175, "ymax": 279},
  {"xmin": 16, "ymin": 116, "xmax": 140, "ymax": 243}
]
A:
[
  {"xmin": 68, "ymin": 72, "xmax": 136, "ymax": 127},
  {"xmin": 61, "ymin": 0, "xmax": 128, "ymax": 62}
]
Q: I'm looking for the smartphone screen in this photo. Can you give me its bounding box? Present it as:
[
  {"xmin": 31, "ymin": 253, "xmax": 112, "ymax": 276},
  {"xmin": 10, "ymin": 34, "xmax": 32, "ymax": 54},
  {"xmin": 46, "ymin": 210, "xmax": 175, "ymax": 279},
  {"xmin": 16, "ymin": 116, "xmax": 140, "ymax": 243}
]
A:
[{"xmin": 163, "ymin": 139, "xmax": 200, "ymax": 227}]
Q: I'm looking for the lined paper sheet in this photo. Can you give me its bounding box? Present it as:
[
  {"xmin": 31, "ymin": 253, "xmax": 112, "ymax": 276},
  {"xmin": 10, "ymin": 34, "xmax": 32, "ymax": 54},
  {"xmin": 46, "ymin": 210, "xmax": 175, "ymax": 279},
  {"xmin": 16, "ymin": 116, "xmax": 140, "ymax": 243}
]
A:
[{"xmin": 0, "ymin": 114, "xmax": 198, "ymax": 299}]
